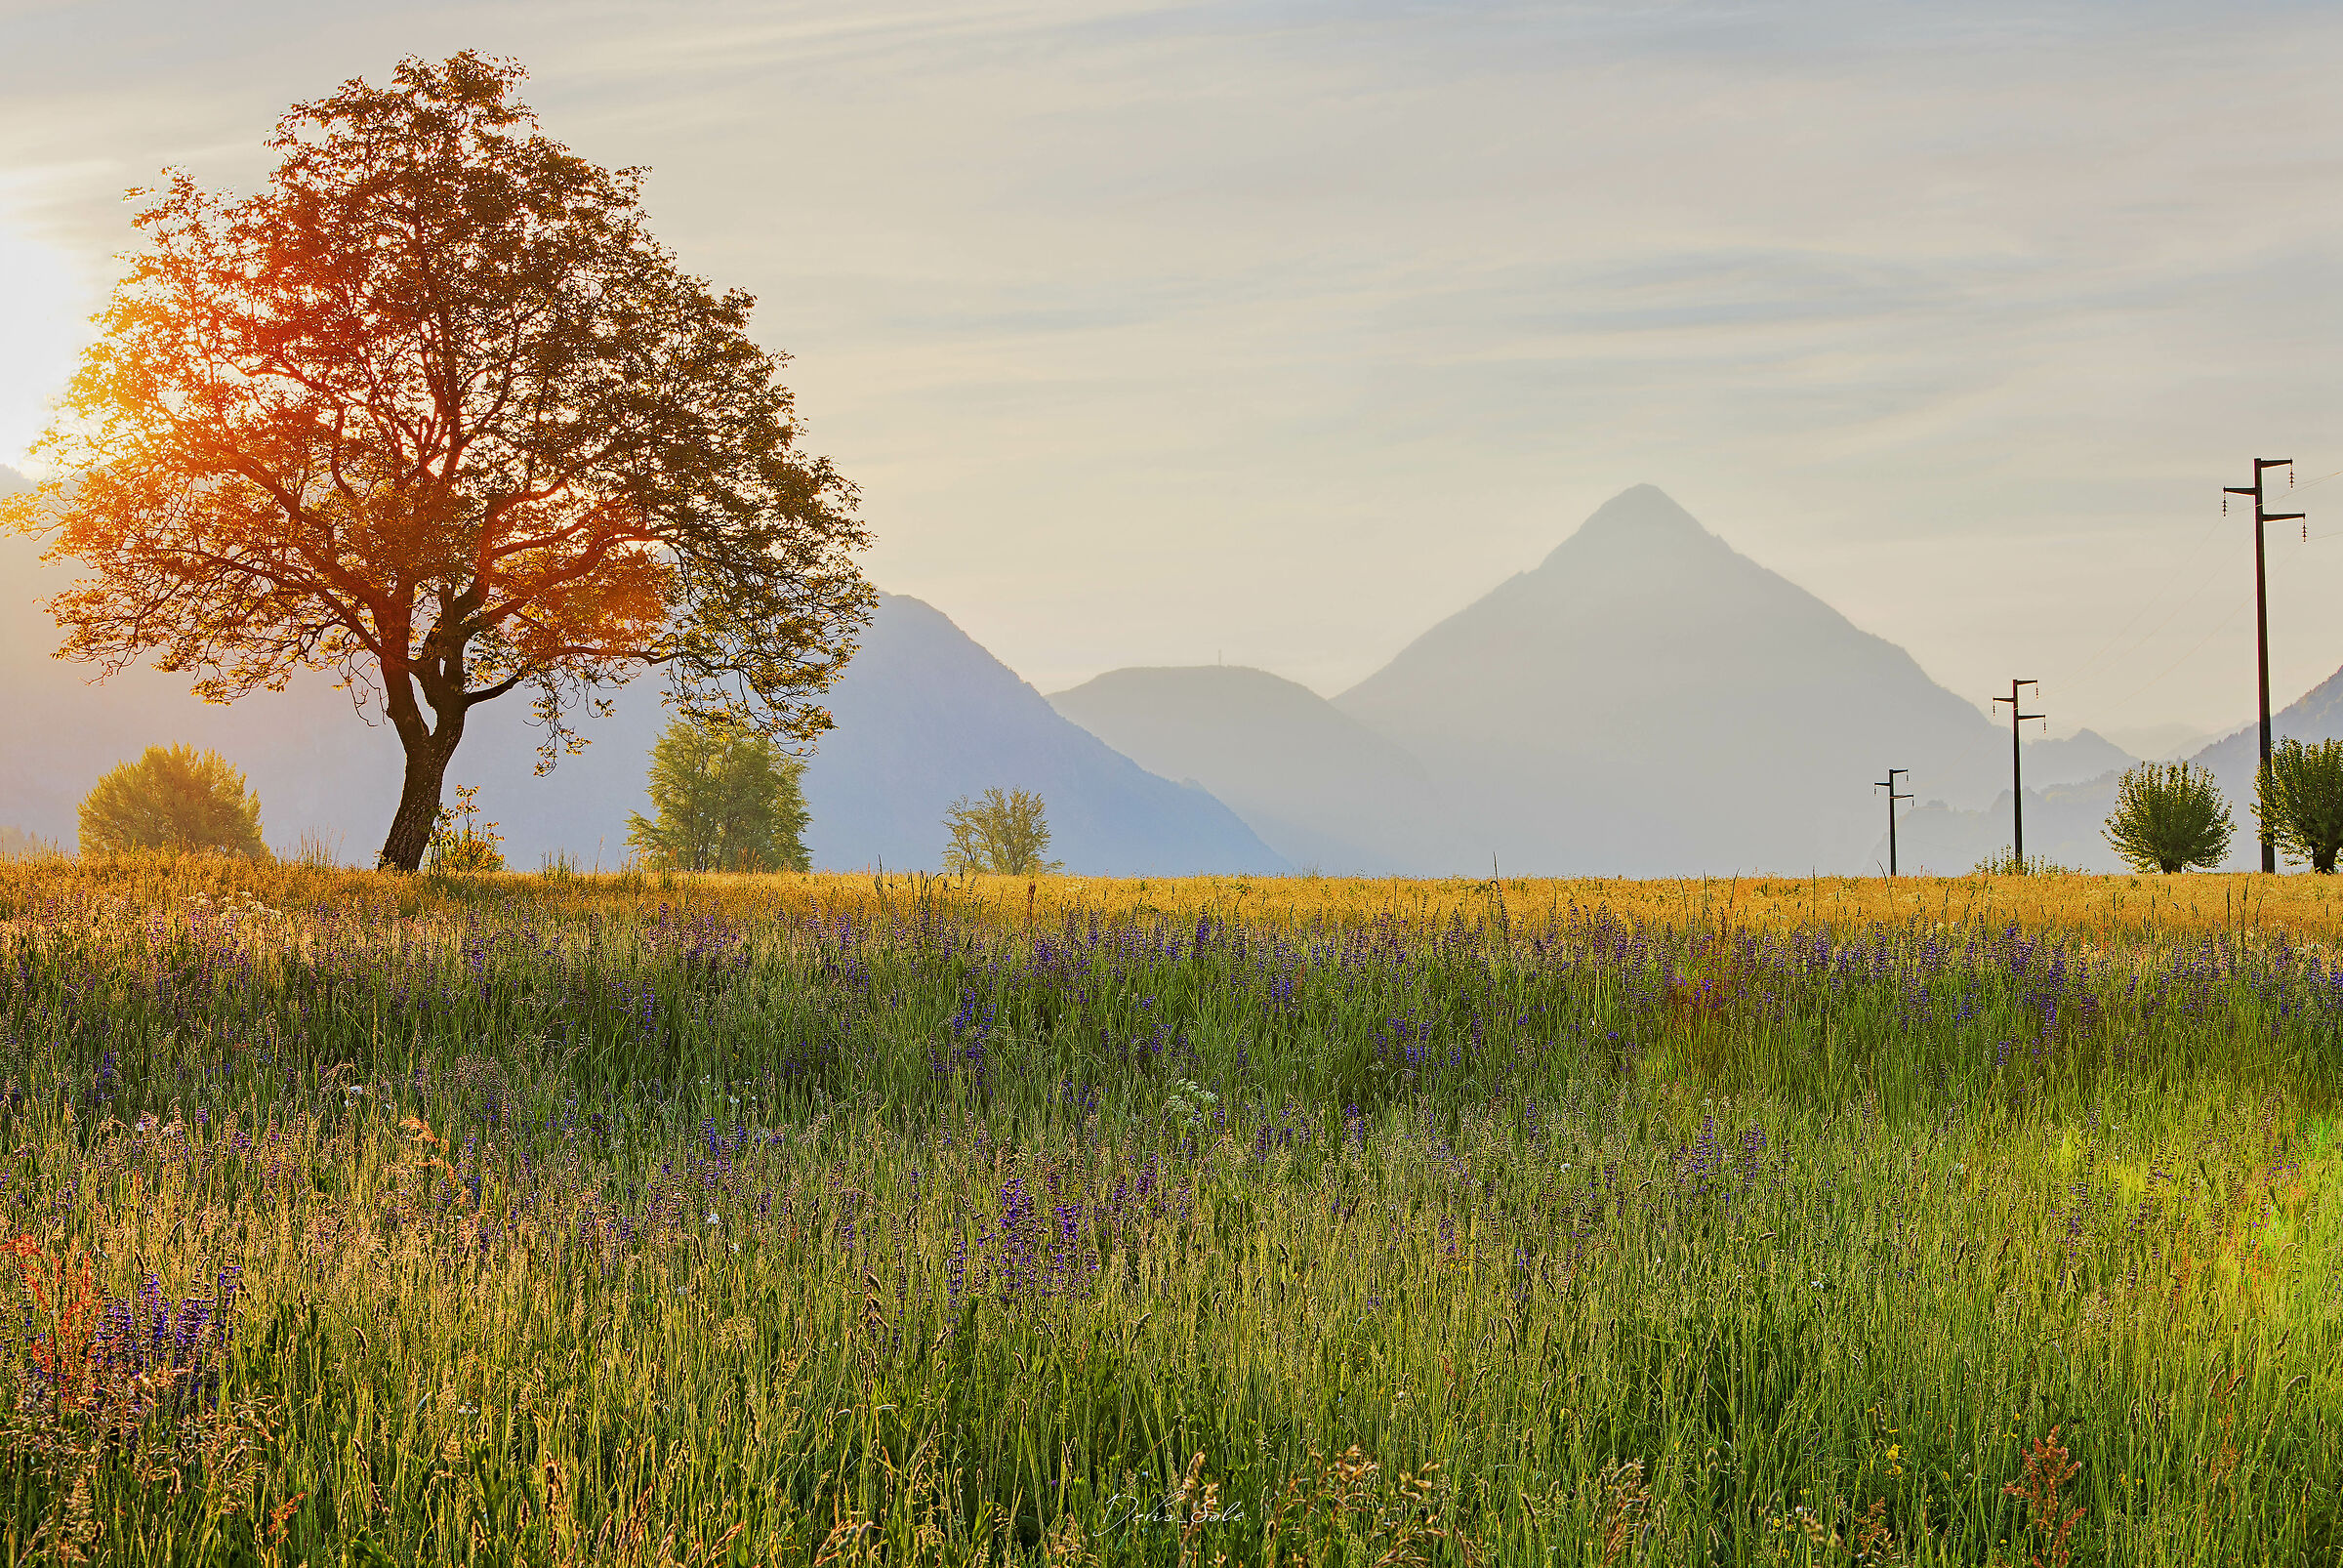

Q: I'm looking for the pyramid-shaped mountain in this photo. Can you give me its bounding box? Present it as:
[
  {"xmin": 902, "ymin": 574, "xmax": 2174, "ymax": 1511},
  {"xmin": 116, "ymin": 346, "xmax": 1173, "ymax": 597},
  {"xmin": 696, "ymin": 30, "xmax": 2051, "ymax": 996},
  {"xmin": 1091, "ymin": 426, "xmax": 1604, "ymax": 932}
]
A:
[
  {"xmin": 1334, "ymin": 485, "xmax": 2009, "ymax": 874},
  {"xmin": 1048, "ymin": 665, "xmax": 1461, "ymax": 874}
]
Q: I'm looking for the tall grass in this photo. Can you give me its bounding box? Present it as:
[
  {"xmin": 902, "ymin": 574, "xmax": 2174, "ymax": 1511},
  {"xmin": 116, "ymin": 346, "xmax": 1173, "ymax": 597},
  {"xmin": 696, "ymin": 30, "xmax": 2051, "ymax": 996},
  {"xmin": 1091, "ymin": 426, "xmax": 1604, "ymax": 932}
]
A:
[{"xmin": 1, "ymin": 860, "xmax": 2336, "ymax": 1563}]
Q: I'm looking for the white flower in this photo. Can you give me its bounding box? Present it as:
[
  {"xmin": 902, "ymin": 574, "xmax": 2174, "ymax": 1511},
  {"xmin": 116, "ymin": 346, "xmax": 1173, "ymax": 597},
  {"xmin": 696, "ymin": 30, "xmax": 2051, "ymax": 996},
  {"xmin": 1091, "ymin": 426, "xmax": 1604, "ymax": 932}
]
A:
[{"xmin": 706, "ymin": 1212, "xmax": 719, "ymax": 1226}]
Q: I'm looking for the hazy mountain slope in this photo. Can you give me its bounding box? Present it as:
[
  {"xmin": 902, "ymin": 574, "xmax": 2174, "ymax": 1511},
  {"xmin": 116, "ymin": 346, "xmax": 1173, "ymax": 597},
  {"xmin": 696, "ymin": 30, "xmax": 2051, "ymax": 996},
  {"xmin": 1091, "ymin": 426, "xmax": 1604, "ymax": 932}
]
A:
[
  {"xmin": 802, "ymin": 596, "xmax": 1287, "ymax": 875},
  {"xmin": 0, "ymin": 526, "xmax": 402, "ymax": 856},
  {"xmin": 1333, "ymin": 485, "xmax": 2009, "ymax": 875},
  {"xmin": 1048, "ymin": 665, "xmax": 1461, "ymax": 873},
  {"xmin": 1891, "ymin": 665, "xmax": 2343, "ymax": 873},
  {"xmin": 1, "ymin": 534, "xmax": 1281, "ymax": 873},
  {"xmin": 2025, "ymin": 728, "xmax": 2137, "ymax": 789}
]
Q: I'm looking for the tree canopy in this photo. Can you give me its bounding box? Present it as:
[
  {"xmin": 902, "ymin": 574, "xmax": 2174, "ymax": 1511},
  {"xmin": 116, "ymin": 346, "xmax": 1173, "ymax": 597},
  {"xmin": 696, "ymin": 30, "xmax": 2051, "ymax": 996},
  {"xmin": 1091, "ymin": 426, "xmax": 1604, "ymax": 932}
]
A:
[
  {"xmin": 80, "ymin": 745, "xmax": 268, "ymax": 859},
  {"xmin": 627, "ymin": 717, "xmax": 810, "ymax": 873},
  {"xmin": 942, "ymin": 788, "xmax": 1061, "ymax": 877},
  {"xmin": 2256, "ymin": 739, "xmax": 2343, "ymax": 873},
  {"xmin": 2, "ymin": 53, "xmax": 870, "ymax": 869},
  {"xmin": 2102, "ymin": 762, "xmax": 2233, "ymax": 875}
]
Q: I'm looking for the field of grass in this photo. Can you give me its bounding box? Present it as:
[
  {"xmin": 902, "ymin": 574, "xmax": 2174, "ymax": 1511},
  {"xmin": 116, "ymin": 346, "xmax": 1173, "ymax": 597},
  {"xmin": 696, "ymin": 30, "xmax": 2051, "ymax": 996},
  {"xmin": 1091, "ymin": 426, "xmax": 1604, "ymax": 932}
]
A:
[{"xmin": 1, "ymin": 859, "xmax": 2337, "ymax": 1564}]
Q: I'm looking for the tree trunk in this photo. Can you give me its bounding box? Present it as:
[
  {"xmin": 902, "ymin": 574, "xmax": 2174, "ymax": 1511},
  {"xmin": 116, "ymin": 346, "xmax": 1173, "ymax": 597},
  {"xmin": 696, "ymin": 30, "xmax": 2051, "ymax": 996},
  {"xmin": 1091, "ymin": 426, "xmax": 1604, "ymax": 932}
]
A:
[{"xmin": 378, "ymin": 724, "xmax": 463, "ymax": 871}]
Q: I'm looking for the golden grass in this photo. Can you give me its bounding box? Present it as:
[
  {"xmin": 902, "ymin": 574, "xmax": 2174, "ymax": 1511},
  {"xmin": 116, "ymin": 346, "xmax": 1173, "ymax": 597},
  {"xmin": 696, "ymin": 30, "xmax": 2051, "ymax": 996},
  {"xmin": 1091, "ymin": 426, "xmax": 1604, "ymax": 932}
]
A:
[{"xmin": 9, "ymin": 853, "xmax": 2343, "ymax": 942}]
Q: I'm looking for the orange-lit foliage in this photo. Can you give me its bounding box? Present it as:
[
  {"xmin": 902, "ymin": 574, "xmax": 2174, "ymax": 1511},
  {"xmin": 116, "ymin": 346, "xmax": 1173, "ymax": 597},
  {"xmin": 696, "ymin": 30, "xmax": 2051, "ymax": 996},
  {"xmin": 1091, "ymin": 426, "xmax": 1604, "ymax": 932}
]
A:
[{"xmin": 4, "ymin": 53, "xmax": 869, "ymax": 871}]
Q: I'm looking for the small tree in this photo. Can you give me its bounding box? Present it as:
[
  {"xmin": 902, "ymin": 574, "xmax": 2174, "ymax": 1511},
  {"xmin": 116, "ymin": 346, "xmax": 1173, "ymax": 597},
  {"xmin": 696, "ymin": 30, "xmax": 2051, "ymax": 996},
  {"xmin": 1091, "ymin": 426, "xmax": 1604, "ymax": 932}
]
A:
[
  {"xmin": 79, "ymin": 745, "xmax": 268, "ymax": 859},
  {"xmin": 627, "ymin": 718, "xmax": 809, "ymax": 872},
  {"xmin": 426, "ymin": 784, "xmax": 506, "ymax": 873},
  {"xmin": 2256, "ymin": 738, "xmax": 2343, "ymax": 873},
  {"xmin": 941, "ymin": 788, "xmax": 1062, "ymax": 876},
  {"xmin": 2102, "ymin": 762, "xmax": 2233, "ymax": 874}
]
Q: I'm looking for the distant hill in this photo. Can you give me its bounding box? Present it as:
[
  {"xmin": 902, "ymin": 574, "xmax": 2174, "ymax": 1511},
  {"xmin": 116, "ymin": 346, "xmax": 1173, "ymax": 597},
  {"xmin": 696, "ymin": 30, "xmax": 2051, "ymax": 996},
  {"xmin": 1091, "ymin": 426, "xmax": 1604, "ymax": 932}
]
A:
[
  {"xmin": 2023, "ymin": 728, "xmax": 2137, "ymax": 790},
  {"xmin": 1048, "ymin": 665, "xmax": 1460, "ymax": 874},
  {"xmin": 1333, "ymin": 485, "xmax": 2011, "ymax": 874},
  {"xmin": 800, "ymin": 596, "xmax": 1287, "ymax": 875},
  {"xmin": 0, "ymin": 541, "xmax": 1281, "ymax": 873},
  {"xmin": 1893, "ymin": 666, "xmax": 2343, "ymax": 873}
]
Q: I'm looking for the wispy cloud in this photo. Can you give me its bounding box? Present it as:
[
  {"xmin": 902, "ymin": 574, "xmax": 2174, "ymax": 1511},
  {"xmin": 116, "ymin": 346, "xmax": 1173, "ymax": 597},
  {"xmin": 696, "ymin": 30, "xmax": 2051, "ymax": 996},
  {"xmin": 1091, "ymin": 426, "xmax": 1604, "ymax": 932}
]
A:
[{"xmin": 3, "ymin": 1, "xmax": 2339, "ymax": 726}]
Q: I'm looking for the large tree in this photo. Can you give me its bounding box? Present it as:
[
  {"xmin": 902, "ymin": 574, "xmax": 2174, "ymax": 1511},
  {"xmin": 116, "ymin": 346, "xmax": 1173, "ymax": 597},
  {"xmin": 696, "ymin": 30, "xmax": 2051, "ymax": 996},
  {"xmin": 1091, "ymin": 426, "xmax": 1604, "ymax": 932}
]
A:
[{"xmin": 2, "ymin": 54, "xmax": 870, "ymax": 869}]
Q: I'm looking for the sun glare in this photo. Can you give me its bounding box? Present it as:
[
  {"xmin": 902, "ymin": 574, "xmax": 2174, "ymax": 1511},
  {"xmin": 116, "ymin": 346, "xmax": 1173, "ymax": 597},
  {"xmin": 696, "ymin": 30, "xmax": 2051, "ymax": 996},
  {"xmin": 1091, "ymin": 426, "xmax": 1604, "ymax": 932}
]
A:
[{"xmin": 0, "ymin": 209, "xmax": 92, "ymax": 471}]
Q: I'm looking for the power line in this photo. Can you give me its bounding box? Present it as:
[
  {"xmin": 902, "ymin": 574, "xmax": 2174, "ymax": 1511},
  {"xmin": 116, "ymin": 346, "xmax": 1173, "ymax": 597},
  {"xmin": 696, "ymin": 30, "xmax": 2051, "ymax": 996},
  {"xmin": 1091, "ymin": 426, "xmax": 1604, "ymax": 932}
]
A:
[
  {"xmin": 2096, "ymin": 595, "xmax": 2252, "ymax": 718},
  {"xmin": 2224, "ymin": 458, "xmax": 2304, "ymax": 873},
  {"xmin": 2055, "ymin": 462, "xmax": 2331, "ymax": 709},
  {"xmin": 1873, "ymin": 767, "xmax": 1911, "ymax": 878},
  {"xmin": 1991, "ymin": 681, "xmax": 2044, "ymax": 870}
]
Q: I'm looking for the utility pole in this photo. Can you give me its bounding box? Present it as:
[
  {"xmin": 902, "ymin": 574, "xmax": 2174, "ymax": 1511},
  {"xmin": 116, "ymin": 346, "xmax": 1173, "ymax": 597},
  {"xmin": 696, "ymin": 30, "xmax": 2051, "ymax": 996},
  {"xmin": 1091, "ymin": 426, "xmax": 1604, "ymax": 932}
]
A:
[
  {"xmin": 1991, "ymin": 681, "xmax": 2043, "ymax": 871},
  {"xmin": 1873, "ymin": 767, "xmax": 1911, "ymax": 877},
  {"xmin": 2223, "ymin": 459, "xmax": 2303, "ymax": 873}
]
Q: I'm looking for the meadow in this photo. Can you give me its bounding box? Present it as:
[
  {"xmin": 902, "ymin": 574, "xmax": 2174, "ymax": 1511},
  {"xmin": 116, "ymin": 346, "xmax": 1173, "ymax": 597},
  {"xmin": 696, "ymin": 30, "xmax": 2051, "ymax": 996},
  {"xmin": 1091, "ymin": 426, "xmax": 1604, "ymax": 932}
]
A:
[{"xmin": 0, "ymin": 858, "xmax": 2336, "ymax": 1565}]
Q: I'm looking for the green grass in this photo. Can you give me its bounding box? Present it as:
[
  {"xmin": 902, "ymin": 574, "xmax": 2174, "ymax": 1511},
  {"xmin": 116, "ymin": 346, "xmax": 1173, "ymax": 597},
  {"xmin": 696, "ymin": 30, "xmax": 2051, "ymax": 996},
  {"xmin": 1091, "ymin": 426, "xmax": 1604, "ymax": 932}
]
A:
[{"xmin": 0, "ymin": 872, "xmax": 2336, "ymax": 1564}]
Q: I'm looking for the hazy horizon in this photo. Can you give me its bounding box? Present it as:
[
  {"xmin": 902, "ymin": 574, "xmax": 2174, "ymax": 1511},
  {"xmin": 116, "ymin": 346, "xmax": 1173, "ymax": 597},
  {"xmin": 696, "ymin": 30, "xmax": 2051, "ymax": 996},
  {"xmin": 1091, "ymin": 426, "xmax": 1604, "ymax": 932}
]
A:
[{"xmin": 5, "ymin": 2, "xmax": 2341, "ymax": 748}]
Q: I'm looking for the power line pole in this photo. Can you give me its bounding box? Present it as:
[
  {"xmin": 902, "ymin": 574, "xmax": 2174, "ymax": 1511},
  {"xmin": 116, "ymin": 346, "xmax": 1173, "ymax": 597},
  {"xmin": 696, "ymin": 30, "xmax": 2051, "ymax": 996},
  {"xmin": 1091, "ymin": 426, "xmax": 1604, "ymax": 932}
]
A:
[
  {"xmin": 2223, "ymin": 459, "xmax": 2303, "ymax": 873},
  {"xmin": 1873, "ymin": 767, "xmax": 1911, "ymax": 877},
  {"xmin": 1992, "ymin": 681, "xmax": 2043, "ymax": 871}
]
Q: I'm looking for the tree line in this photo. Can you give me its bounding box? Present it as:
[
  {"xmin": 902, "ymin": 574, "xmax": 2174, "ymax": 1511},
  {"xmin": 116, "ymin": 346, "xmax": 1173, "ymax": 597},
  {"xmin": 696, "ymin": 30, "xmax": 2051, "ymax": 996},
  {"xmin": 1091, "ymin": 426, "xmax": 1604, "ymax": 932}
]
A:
[
  {"xmin": 2098, "ymin": 743, "xmax": 2343, "ymax": 874},
  {"xmin": 52, "ymin": 727, "xmax": 1063, "ymax": 878}
]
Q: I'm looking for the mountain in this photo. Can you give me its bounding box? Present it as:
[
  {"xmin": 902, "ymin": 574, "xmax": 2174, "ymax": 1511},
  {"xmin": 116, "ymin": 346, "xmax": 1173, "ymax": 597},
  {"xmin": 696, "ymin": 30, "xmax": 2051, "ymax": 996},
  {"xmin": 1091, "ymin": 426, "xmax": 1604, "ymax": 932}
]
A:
[
  {"xmin": 2023, "ymin": 728, "xmax": 2137, "ymax": 790},
  {"xmin": 1892, "ymin": 665, "xmax": 2343, "ymax": 873},
  {"xmin": 1333, "ymin": 485, "xmax": 2011, "ymax": 874},
  {"xmin": 799, "ymin": 596, "xmax": 1287, "ymax": 875},
  {"xmin": 0, "ymin": 529, "xmax": 1283, "ymax": 873},
  {"xmin": 1048, "ymin": 665, "xmax": 1461, "ymax": 874}
]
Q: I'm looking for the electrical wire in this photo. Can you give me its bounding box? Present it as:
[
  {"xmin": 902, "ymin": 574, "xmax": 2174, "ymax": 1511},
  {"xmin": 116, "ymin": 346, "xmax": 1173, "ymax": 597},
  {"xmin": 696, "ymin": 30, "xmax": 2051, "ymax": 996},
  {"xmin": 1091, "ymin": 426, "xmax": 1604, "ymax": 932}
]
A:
[
  {"xmin": 2056, "ymin": 462, "xmax": 2333, "ymax": 717},
  {"xmin": 2097, "ymin": 595, "xmax": 2253, "ymax": 718}
]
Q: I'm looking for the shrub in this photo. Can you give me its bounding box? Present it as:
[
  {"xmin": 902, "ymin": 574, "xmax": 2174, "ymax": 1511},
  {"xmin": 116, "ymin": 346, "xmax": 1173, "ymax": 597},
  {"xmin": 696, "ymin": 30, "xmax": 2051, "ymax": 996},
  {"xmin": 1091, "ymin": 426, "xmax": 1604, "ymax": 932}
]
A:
[
  {"xmin": 77, "ymin": 745, "xmax": 267, "ymax": 859},
  {"xmin": 426, "ymin": 785, "xmax": 505, "ymax": 874},
  {"xmin": 2255, "ymin": 738, "xmax": 2343, "ymax": 873},
  {"xmin": 627, "ymin": 719, "xmax": 810, "ymax": 873},
  {"xmin": 942, "ymin": 788, "xmax": 1062, "ymax": 876},
  {"xmin": 1971, "ymin": 848, "xmax": 2078, "ymax": 877},
  {"xmin": 2103, "ymin": 762, "xmax": 2234, "ymax": 874},
  {"xmin": 0, "ymin": 826, "xmax": 62, "ymax": 862}
]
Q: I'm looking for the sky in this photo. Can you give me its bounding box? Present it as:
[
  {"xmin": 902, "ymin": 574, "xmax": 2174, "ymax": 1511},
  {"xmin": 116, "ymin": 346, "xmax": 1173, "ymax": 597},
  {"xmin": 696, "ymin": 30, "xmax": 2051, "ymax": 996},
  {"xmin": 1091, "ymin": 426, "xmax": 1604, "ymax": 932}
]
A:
[{"xmin": 3, "ymin": 0, "xmax": 2340, "ymax": 749}]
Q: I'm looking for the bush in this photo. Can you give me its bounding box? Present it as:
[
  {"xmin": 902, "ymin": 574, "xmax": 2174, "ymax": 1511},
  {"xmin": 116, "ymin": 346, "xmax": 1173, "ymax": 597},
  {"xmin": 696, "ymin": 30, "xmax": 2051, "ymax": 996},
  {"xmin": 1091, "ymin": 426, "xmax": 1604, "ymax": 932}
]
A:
[
  {"xmin": 0, "ymin": 826, "xmax": 62, "ymax": 861},
  {"xmin": 426, "ymin": 785, "xmax": 505, "ymax": 874},
  {"xmin": 78, "ymin": 745, "xmax": 267, "ymax": 859},
  {"xmin": 1971, "ymin": 848, "xmax": 2078, "ymax": 877},
  {"xmin": 2103, "ymin": 762, "xmax": 2234, "ymax": 874},
  {"xmin": 626, "ymin": 720, "xmax": 810, "ymax": 873},
  {"xmin": 942, "ymin": 788, "xmax": 1062, "ymax": 876},
  {"xmin": 2256, "ymin": 738, "xmax": 2343, "ymax": 873}
]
